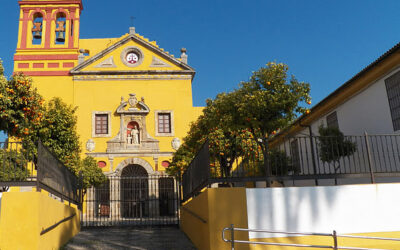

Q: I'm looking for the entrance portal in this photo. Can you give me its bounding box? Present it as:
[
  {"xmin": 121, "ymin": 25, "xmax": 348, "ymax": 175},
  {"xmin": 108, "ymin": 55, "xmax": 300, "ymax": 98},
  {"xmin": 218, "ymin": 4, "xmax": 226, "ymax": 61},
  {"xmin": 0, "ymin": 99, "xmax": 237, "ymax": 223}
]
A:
[{"xmin": 121, "ymin": 164, "xmax": 148, "ymax": 218}]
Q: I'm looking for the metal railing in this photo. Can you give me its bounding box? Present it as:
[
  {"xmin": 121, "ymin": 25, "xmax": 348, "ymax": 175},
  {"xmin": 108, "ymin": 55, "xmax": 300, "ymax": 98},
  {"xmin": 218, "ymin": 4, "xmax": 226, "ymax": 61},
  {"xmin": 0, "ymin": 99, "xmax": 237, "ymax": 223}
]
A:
[
  {"xmin": 222, "ymin": 225, "xmax": 400, "ymax": 250},
  {"xmin": 0, "ymin": 140, "xmax": 82, "ymax": 206},
  {"xmin": 82, "ymin": 175, "xmax": 179, "ymax": 227},
  {"xmin": 182, "ymin": 134, "xmax": 400, "ymax": 202}
]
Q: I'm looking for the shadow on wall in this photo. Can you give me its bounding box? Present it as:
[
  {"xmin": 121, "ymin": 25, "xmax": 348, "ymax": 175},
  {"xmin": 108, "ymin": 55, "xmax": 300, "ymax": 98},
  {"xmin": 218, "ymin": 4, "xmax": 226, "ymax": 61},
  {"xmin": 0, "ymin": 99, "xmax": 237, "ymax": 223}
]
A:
[{"xmin": 0, "ymin": 190, "xmax": 80, "ymax": 250}]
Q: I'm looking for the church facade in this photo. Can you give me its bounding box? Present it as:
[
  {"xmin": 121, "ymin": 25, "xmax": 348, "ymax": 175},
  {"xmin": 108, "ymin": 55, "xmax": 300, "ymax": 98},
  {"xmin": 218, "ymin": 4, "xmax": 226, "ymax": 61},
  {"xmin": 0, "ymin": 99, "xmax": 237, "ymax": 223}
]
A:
[{"xmin": 13, "ymin": 0, "xmax": 202, "ymax": 223}]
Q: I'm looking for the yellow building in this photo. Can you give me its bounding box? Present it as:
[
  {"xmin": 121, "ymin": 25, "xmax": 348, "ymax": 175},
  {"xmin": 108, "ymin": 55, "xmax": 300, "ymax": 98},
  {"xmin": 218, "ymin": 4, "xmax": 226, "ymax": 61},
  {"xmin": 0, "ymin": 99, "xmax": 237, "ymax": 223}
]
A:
[{"xmin": 13, "ymin": 0, "xmax": 202, "ymax": 225}]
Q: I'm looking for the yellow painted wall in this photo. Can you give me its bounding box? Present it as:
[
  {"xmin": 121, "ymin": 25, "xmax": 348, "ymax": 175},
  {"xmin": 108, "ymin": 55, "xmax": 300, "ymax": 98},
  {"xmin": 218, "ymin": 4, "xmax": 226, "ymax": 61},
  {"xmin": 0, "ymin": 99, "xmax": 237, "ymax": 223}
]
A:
[
  {"xmin": 0, "ymin": 191, "xmax": 80, "ymax": 250},
  {"xmin": 181, "ymin": 190, "xmax": 210, "ymax": 250},
  {"xmin": 181, "ymin": 188, "xmax": 249, "ymax": 250},
  {"xmin": 16, "ymin": 31, "xmax": 203, "ymax": 171}
]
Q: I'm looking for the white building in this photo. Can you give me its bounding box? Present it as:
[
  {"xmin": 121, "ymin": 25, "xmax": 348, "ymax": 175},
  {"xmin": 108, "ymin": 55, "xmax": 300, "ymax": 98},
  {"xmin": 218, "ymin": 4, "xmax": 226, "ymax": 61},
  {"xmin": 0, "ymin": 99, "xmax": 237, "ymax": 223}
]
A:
[{"xmin": 272, "ymin": 42, "xmax": 400, "ymax": 186}]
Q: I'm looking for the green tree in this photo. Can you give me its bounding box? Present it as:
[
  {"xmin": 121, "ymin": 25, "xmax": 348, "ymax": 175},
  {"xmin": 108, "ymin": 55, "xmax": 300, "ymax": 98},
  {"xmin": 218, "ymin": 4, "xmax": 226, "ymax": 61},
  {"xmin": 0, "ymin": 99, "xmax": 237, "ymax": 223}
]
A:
[
  {"xmin": 318, "ymin": 126, "xmax": 356, "ymax": 184},
  {"xmin": 168, "ymin": 62, "xmax": 310, "ymax": 179},
  {"xmin": 233, "ymin": 62, "xmax": 311, "ymax": 177},
  {"xmin": 0, "ymin": 60, "xmax": 106, "ymax": 188},
  {"xmin": 0, "ymin": 149, "xmax": 29, "ymax": 181}
]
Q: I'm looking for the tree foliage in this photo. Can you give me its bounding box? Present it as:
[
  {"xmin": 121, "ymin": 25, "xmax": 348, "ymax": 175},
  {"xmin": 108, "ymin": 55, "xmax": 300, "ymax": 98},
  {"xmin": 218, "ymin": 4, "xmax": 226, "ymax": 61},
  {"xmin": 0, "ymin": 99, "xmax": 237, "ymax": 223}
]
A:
[
  {"xmin": 318, "ymin": 126, "xmax": 357, "ymax": 165},
  {"xmin": 0, "ymin": 149, "xmax": 29, "ymax": 181},
  {"xmin": 168, "ymin": 62, "xmax": 311, "ymax": 178},
  {"xmin": 0, "ymin": 60, "xmax": 106, "ymax": 188}
]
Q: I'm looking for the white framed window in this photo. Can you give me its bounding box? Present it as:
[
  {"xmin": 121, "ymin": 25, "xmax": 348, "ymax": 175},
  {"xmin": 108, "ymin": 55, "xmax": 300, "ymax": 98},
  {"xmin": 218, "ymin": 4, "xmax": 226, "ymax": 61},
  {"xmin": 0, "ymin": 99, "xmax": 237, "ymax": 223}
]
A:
[
  {"xmin": 155, "ymin": 110, "xmax": 174, "ymax": 137},
  {"xmin": 92, "ymin": 111, "xmax": 111, "ymax": 137}
]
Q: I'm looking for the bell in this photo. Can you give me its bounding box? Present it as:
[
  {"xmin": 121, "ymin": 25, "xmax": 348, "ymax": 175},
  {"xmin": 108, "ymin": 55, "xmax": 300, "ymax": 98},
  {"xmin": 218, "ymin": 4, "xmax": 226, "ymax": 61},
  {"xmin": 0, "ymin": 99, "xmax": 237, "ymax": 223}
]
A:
[
  {"xmin": 56, "ymin": 31, "xmax": 65, "ymax": 42},
  {"xmin": 33, "ymin": 31, "xmax": 41, "ymax": 39}
]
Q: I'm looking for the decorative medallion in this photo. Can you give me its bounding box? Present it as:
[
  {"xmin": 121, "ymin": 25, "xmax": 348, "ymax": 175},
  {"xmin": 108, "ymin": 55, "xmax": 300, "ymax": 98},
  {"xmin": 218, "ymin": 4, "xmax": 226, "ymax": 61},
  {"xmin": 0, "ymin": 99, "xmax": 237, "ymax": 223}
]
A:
[
  {"xmin": 126, "ymin": 52, "xmax": 139, "ymax": 65},
  {"xmin": 128, "ymin": 93, "xmax": 138, "ymax": 110},
  {"xmin": 86, "ymin": 139, "xmax": 95, "ymax": 152},
  {"xmin": 171, "ymin": 137, "xmax": 181, "ymax": 150},
  {"xmin": 121, "ymin": 46, "xmax": 144, "ymax": 67}
]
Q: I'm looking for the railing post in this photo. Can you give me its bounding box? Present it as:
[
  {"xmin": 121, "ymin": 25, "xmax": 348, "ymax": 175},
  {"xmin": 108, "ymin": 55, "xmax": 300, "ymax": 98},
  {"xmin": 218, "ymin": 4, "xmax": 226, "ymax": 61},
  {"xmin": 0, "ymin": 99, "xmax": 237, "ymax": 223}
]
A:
[
  {"xmin": 333, "ymin": 230, "xmax": 338, "ymax": 250},
  {"xmin": 230, "ymin": 224, "xmax": 235, "ymax": 250},
  {"xmin": 36, "ymin": 140, "xmax": 41, "ymax": 192},
  {"xmin": 364, "ymin": 131, "xmax": 375, "ymax": 184}
]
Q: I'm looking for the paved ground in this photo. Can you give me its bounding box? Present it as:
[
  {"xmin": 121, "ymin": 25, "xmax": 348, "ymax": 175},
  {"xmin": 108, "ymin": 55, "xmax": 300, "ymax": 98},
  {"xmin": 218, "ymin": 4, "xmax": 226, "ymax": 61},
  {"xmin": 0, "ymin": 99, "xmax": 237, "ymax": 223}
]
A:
[{"xmin": 64, "ymin": 227, "xmax": 197, "ymax": 250}]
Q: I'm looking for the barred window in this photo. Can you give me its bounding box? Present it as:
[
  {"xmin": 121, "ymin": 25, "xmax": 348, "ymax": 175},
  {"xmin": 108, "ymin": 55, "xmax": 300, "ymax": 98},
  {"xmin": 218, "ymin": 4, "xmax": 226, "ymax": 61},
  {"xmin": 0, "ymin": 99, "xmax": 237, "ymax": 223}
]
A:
[
  {"xmin": 158, "ymin": 113, "xmax": 171, "ymax": 133},
  {"xmin": 385, "ymin": 71, "xmax": 400, "ymax": 131},
  {"xmin": 290, "ymin": 139, "xmax": 301, "ymax": 172},
  {"xmin": 326, "ymin": 111, "xmax": 339, "ymax": 129},
  {"xmin": 95, "ymin": 114, "xmax": 108, "ymax": 134}
]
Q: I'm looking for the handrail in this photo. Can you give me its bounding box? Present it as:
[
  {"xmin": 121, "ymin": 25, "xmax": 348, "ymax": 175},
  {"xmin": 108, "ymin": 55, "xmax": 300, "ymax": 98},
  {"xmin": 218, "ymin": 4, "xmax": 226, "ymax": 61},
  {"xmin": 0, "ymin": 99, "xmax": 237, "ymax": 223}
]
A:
[{"xmin": 222, "ymin": 225, "xmax": 400, "ymax": 250}]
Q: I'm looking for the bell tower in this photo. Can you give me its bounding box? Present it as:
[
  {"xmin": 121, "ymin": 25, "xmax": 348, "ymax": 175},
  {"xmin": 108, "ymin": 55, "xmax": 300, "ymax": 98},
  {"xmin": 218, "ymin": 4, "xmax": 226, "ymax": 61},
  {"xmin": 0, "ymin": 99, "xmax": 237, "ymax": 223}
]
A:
[{"xmin": 14, "ymin": 0, "xmax": 83, "ymax": 76}]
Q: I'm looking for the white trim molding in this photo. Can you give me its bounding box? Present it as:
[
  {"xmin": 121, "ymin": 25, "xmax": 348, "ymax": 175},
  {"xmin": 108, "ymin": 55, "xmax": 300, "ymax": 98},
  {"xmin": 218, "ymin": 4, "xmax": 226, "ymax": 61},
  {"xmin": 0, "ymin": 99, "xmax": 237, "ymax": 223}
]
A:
[
  {"xmin": 92, "ymin": 111, "xmax": 112, "ymax": 138},
  {"xmin": 155, "ymin": 110, "xmax": 175, "ymax": 137}
]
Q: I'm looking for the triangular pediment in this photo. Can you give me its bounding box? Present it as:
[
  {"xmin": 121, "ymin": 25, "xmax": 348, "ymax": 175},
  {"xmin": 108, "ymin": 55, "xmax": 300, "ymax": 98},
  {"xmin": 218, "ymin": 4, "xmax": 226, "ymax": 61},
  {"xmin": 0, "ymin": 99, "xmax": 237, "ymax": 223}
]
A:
[{"xmin": 71, "ymin": 34, "xmax": 195, "ymax": 77}]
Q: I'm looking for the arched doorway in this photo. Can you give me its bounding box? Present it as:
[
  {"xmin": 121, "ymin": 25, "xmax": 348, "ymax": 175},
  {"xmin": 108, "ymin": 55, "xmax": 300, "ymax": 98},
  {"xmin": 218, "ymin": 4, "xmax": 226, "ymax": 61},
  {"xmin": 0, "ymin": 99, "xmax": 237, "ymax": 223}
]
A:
[{"xmin": 120, "ymin": 164, "xmax": 149, "ymax": 218}]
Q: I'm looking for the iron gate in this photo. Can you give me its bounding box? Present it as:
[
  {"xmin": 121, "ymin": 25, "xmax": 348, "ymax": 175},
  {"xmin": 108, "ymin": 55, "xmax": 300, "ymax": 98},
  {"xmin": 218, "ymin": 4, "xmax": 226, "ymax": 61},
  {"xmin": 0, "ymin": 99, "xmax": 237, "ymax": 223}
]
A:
[{"xmin": 82, "ymin": 175, "xmax": 179, "ymax": 227}]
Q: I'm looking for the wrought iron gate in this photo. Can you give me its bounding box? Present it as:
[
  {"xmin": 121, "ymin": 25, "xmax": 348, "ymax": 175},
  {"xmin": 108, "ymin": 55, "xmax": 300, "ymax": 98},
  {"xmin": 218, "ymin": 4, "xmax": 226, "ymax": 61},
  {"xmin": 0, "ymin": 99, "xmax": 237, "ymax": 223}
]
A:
[{"xmin": 82, "ymin": 175, "xmax": 179, "ymax": 227}]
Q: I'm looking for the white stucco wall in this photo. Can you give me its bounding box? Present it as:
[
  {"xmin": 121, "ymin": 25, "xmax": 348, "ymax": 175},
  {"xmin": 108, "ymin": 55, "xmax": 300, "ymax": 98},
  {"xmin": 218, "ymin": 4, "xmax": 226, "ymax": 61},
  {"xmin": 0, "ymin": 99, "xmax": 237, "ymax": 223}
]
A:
[
  {"xmin": 308, "ymin": 66, "xmax": 400, "ymax": 136},
  {"xmin": 246, "ymin": 183, "xmax": 400, "ymax": 239}
]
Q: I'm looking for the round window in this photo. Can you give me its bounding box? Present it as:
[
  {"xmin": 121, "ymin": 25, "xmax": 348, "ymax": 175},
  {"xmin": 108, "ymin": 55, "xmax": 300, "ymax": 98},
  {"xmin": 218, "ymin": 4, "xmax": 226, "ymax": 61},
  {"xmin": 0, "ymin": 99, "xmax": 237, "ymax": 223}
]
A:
[
  {"xmin": 161, "ymin": 161, "xmax": 170, "ymax": 168},
  {"xmin": 97, "ymin": 161, "xmax": 107, "ymax": 168},
  {"xmin": 121, "ymin": 47, "xmax": 143, "ymax": 67}
]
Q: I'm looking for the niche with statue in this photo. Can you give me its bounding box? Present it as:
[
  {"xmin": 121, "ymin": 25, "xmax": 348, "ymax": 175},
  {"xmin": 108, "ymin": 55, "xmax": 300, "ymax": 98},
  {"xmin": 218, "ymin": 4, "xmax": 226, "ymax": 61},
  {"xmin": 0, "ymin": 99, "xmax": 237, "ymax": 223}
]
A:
[{"xmin": 107, "ymin": 94, "xmax": 159, "ymax": 153}]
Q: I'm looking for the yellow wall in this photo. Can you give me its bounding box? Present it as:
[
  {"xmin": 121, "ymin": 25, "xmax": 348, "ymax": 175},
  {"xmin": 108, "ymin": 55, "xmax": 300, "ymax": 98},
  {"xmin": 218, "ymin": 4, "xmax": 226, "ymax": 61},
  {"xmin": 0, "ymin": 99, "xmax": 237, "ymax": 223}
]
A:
[
  {"xmin": 181, "ymin": 188, "xmax": 249, "ymax": 250},
  {"xmin": 0, "ymin": 191, "xmax": 80, "ymax": 250},
  {"xmin": 20, "ymin": 32, "xmax": 203, "ymax": 171}
]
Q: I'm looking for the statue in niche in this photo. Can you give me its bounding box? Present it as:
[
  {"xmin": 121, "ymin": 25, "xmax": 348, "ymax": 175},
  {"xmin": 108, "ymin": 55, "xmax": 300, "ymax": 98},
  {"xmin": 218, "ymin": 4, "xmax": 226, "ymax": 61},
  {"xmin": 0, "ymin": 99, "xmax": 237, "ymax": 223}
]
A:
[
  {"xmin": 131, "ymin": 125, "xmax": 139, "ymax": 144},
  {"xmin": 127, "ymin": 132, "xmax": 133, "ymax": 144},
  {"xmin": 126, "ymin": 121, "xmax": 140, "ymax": 145}
]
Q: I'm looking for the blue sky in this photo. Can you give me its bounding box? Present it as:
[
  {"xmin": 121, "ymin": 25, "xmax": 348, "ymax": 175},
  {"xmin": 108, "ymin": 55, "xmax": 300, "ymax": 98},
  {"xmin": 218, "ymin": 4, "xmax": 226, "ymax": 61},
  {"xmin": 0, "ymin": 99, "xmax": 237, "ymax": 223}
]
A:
[{"xmin": 1, "ymin": 0, "xmax": 400, "ymax": 140}]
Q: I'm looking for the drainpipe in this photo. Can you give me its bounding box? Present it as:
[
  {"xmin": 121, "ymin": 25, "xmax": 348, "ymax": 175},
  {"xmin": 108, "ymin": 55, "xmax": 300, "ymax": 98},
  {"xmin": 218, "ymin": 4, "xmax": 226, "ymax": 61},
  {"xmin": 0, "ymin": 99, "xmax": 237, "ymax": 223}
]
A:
[{"xmin": 299, "ymin": 123, "xmax": 318, "ymax": 186}]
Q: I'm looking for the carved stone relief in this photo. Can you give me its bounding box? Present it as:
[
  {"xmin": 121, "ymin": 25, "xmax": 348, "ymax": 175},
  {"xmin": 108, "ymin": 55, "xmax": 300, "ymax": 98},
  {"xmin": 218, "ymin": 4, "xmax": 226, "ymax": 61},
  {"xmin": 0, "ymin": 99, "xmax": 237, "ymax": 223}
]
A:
[
  {"xmin": 94, "ymin": 56, "xmax": 117, "ymax": 68},
  {"xmin": 171, "ymin": 138, "xmax": 181, "ymax": 150},
  {"xmin": 150, "ymin": 56, "xmax": 172, "ymax": 68},
  {"xmin": 86, "ymin": 139, "xmax": 95, "ymax": 152},
  {"xmin": 107, "ymin": 94, "xmax": 160, "ymax": 153}
]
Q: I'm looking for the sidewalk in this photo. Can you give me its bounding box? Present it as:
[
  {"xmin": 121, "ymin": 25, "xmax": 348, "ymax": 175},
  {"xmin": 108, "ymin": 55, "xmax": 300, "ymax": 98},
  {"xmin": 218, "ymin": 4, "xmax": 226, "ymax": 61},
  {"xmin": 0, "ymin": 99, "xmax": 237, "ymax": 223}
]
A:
[{"xmin": 64, "ymin": 227, "xmax": 196, "ymax": 250}]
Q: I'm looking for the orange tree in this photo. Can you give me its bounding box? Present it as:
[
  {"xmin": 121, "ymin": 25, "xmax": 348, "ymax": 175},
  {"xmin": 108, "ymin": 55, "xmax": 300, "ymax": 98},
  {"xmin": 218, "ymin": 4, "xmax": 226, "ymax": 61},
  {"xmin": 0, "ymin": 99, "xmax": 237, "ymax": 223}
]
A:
[
  {"xmin": 167, "ymin": 92, "xmax": 259, "ymax": 178},
  {"xmin": 168, "ymin": 62, "xmax": 310, "ymax": 179},
  {"xmin": 233, "ymin": 62, "xmax": 310, "ymax": 176},
  {"xmin": 0, "ymin": 61, "xmax": 105, "ymax": 187}
]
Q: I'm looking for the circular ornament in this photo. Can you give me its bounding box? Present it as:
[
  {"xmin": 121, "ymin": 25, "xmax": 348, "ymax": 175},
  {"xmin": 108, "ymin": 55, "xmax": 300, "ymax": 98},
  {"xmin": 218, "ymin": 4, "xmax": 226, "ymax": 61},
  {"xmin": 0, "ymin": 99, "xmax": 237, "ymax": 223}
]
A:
[
  {"xmin": 171, "ymin": 138, "xmax": 181, "ymax": 150},
  {"xmin": 97, "ymin": 161, "xmax": 107, "ymax": 168},
  {"xmin": 121, "ymin": 47, "xmax": 144, "ymax": 67},
  {"xmin": 86, "ymin": 139, "xmax": 95, "ymax": 152},
  {"xmin": 162, "ymin": 161, "xmax": 170, "ymax": 168},
  {"xmin": 126, "ymin": 52, "xmax": 139, "ymax": 64}
]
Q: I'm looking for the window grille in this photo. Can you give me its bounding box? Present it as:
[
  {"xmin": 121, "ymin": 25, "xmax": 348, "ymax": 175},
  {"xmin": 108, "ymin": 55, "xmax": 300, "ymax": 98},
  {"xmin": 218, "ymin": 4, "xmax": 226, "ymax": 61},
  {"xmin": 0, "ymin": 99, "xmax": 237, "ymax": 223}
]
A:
[
  {"xmin": 95, "ymin": 114, "xmax": 108, "ymax": 134},
  {"xmin": 385, "ymin": 71, "xmax": 400, "ymax": 131},
  {"xmin": 290, "ymin": 139, "xmax": 301, "ymax": 171},
  {"xmin": 326, "ymin": 111, "xmax": 339, "ymax": 129},
  {"xmin": 158, "ymin": 113, "xmax": 171, "ymax": 133}
]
